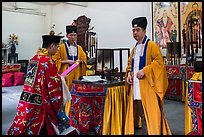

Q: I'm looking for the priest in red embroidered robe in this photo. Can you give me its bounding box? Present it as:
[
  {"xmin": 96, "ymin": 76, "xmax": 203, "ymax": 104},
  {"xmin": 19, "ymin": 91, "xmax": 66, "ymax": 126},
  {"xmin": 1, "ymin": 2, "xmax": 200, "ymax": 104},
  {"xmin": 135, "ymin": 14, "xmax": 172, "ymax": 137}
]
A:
[{"xmin": 7, "ymin": 35, "xmax": 78, "ymax": 135}]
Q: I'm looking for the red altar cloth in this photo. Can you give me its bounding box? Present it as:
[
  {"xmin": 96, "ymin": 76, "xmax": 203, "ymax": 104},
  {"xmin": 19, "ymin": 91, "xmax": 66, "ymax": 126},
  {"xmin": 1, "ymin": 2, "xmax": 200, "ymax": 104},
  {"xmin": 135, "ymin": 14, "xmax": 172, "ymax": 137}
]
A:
[
  {"xmin": 69, "ymin": 83, "xmax": 106, "ymax": 135},
  {"xmin": 188, "ymin": 80, "xmax": 202, "ymax": 135},
  {"xmin": 2, "ymin": 64, "xmax": 21, "ymax": 73},
  {"xmin": 165, "ymin": 65, "xmax": 184, "ymax": 100},
  {"xmin": 165, "ymin": 65, "xmax": 194, "ymax": 101}
]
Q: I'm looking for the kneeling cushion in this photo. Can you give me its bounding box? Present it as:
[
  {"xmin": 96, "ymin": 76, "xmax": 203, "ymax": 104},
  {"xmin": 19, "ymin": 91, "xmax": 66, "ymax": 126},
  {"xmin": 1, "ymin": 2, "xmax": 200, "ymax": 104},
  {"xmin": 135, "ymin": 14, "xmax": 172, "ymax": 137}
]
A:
[
  {"xmin": 13, "ymin": 72, "xmax": 25, "ymax": 86},
  {"xmin": 2, "ymin": 73, "xmax": 14, "ymax": 87}
]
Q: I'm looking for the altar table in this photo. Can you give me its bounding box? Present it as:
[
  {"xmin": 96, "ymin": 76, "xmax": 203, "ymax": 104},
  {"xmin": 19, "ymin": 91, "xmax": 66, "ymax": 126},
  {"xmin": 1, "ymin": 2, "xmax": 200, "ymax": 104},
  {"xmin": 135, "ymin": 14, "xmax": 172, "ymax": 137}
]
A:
[
  {"xmin": 69, "ymin": 80, "xmax": 127, "ymax": 135},
  {"xmin": 187, "ymin": 80, "xmax": 202, "ymax": 135},
  {"xmin": 165, "ymin": 65, "xmax": 194, "ymax": 101},
  {"xmin": 2, "ymin": 64, "xmax": 21, "ymax": 73}
]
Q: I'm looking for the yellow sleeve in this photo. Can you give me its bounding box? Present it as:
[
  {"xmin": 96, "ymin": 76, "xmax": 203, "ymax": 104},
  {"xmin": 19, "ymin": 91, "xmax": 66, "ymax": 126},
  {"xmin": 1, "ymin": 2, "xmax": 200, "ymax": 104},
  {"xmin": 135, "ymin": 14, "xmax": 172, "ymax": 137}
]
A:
[
  {"xmin": 125, "ymin": 48, "xmax": 134, "ymax": 76},
  {"xmin": 191, "ymin": 72, "xmax": 202, "ymax": 81},
  {"xmin": 143, "ymin": 41, "xmax": 165, "ymax": 80},
  {"xmin": 52, "ymin": 43, "xmax": 65, "ymax": 72},
  {"xmin": 143, "ymin": 41, "xmax": 168, "ymax": 100},
  {"xmin": 78, "ymin": 45, "xmax": 87, "ymax": 64},
  {"xmin": 77, "ymin": 45, "xmax": 87, "ymax": 76}
]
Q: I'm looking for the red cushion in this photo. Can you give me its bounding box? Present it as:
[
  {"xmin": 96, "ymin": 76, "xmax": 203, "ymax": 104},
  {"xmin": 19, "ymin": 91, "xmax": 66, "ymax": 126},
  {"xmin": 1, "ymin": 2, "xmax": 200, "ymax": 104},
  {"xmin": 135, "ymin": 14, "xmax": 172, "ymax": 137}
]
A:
[
  {"xmin": 2, "ymin": 73, "xmax": 14, "ymax": 87},
  {"xmin": 13, "ymin": 72, "xmax": 25, "ymax": 86}
]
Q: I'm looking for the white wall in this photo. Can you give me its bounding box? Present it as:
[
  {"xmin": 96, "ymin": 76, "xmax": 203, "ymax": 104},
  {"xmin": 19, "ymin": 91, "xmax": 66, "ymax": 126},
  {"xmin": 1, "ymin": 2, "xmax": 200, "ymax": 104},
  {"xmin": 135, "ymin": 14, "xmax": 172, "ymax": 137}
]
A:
[
  {"xmin": 2, "ymin": 2, "xmax": 51, "ymax": 60},
  {"xmin": 3, "ymin": 2, "xmax": 201, "ymax": 64},
  {"xmin": 2, "ymin": 2, "xmax": 153, "ymax": 62},
  {"xmin": 2, "ymin": 11, "xmax": 44, "ymax": 60},
  {"xmin": 51, "ymin": 2, "xmax": 152, "ymax": 71},
  {"xmin": 52, "ymin": 2, "xmax": 152, "ymax": 50}
]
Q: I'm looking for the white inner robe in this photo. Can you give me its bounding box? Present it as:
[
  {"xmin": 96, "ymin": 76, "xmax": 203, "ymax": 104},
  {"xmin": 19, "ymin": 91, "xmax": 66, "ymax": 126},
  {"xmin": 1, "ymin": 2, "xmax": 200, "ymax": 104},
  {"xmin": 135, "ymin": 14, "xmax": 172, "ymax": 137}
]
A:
[{"xmin": 133, "ymin": 42, "xmax": 145, "ymax": 100}]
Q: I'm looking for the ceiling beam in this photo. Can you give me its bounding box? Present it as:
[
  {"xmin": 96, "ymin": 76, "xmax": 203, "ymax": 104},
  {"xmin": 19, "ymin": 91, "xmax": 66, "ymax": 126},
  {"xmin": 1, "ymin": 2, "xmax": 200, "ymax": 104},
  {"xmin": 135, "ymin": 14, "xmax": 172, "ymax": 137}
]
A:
[
  {"xmin": 2, "ymin": 7, "xmax": 46, "ymax": 16},
  {"xmin": 65, "ymin": 2, "xmax": 88, "ymax": 7}
]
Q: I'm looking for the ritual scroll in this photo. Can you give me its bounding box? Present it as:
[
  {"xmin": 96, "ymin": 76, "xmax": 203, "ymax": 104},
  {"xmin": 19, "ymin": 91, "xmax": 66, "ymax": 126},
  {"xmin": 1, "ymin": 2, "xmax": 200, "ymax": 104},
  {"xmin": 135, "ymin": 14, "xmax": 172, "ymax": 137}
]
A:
[{"xmin": 61, "ymin": 62, "xmax": 80, "ymax": 76}]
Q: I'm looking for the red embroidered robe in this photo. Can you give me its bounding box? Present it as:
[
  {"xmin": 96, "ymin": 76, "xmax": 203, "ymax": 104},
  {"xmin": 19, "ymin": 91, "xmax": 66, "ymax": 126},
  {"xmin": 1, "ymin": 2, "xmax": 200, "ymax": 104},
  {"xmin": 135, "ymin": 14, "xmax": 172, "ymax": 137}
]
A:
[{"xmin": 7, "ymin": 48, "xmax": 70, "ymax": 135}]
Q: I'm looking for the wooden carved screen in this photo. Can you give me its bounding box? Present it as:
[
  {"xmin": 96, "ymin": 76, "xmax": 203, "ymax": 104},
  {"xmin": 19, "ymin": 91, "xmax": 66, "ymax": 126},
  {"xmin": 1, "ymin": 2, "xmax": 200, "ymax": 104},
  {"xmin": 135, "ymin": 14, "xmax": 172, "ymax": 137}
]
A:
[{"xmin": 75, "ymin": 15, "xmax": 91, "ymax": 53}]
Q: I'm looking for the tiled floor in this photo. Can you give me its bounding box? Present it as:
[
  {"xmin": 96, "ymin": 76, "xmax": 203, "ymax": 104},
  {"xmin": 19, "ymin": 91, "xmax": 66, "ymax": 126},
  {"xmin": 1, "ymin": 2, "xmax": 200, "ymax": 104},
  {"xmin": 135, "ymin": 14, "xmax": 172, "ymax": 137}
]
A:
[
  {"xmin": 2, "ymin": 86, "xmax": 185, "ymax": 135},
  {"xmin": 164, "ymin": 99, "xmax": 185, "ymax": 135},
  {"xmin": 134, "ymin": 99, "xmax": 185, "ymax": 135}
]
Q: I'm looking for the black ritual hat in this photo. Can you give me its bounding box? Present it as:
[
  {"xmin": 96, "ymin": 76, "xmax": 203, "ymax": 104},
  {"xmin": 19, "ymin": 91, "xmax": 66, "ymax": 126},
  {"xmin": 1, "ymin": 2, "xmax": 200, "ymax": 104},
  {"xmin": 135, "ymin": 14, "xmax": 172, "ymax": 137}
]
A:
[
  {"xmin": 132, "ymin": 17, "xmax": 147, "ymax": 30},
  {"xmin": 42, "ymin": 35, "xmax": 63, "ymax": 44},
  {"xmin": 66, "ymin": 25, "xmax": 77, "ymax": 34}
]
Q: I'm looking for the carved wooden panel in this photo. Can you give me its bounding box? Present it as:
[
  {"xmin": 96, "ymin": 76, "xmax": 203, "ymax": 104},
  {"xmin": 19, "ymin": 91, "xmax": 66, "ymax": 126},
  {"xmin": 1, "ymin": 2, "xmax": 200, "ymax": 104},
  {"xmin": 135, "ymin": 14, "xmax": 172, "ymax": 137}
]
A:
[{"xmin": 75, "ymin": 15, "xmax": 91, "ymax": 52}]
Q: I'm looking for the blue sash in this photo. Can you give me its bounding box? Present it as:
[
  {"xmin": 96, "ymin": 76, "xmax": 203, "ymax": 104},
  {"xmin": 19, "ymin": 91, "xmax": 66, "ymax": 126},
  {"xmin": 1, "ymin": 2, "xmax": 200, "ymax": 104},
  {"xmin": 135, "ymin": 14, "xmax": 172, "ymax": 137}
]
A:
[
  {"xmin": 64, "ymin": 41, "xmax": 78, "ymax": 61},
  {"xmin": 131, "ymin": 35, "xmax": 150, "ymax": 71}
]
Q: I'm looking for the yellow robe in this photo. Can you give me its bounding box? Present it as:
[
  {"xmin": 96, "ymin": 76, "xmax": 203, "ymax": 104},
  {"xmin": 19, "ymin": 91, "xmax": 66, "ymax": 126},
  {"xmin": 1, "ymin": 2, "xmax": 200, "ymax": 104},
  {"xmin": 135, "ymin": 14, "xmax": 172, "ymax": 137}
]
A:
[
  {"xmin": 52, "ymin": 42, "xmax": 87, "ymax": 115},
  {"xmin": 52, "ymin": 43, "xmax": 87, "ymax": 90},
  {"xmin": 124, "ymin": 40, "xmax": 172, "ymax": 135}
]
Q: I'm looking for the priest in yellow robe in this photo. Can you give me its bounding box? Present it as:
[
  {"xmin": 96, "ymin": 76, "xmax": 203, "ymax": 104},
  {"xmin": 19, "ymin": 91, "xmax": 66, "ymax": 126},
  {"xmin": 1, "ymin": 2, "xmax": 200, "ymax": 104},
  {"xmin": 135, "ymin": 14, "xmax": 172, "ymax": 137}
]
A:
[
  {"xmin": 52, "ymin": 25, "xmax": 87, "ymax": 115},
  {"xmin": 124, "ymin": 17, "xmax": 172, "ymax": 135}
]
